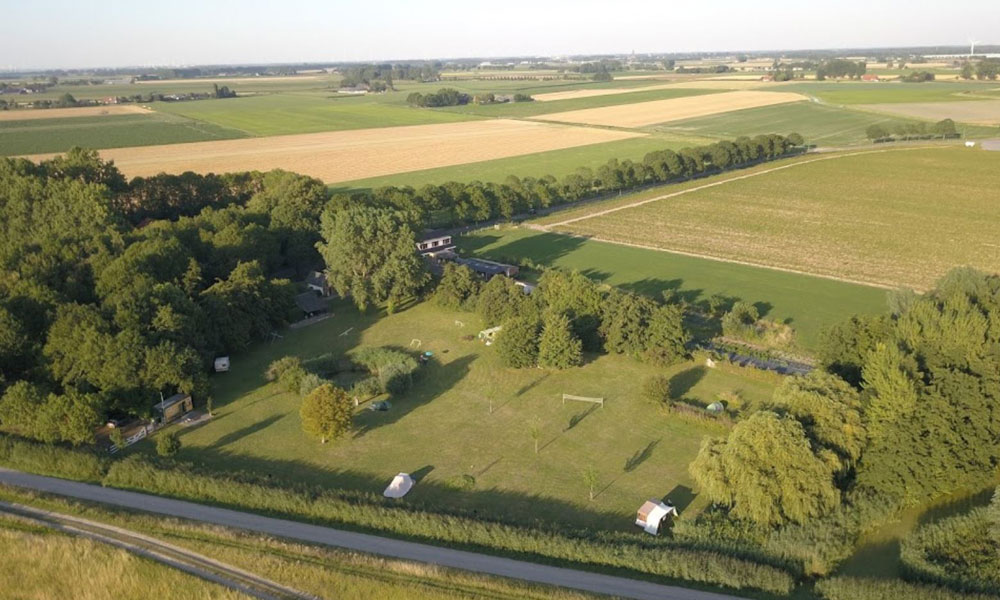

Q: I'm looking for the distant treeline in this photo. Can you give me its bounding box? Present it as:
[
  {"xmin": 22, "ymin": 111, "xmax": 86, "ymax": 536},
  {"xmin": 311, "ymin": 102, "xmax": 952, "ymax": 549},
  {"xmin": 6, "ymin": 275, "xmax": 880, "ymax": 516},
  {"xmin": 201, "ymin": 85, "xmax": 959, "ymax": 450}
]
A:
[
  {"xmin": 815, "ymin": 59, "xmax": 867, "ymax": 80},
  {"xmin": 406, "ymin": 88, "xmax": 469, "ymax": 107},
  {"xmin": 340, "ymin": 62, "xmax": 441, "ymax": 89},
  {"xmin": 338, "ymin": 133, "xmax": 805, "ymax": 228}
]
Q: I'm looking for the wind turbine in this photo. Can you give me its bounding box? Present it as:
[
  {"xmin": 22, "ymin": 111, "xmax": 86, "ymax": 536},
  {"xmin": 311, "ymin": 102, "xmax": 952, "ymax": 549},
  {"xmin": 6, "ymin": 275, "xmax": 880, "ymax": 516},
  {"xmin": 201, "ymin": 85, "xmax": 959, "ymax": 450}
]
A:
[{"xmin": 969, "ymin": 36, "xmax": 980, "ymax": 58}]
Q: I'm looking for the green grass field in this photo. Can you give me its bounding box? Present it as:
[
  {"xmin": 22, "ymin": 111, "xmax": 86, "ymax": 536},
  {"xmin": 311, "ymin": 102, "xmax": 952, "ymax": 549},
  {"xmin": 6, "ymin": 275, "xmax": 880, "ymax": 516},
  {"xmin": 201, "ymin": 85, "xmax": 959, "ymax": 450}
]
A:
[
  {"xmin": 0, "ymin": 112, "xmax": 248, "ymax": 156},
  {"xmin": 158, "ymin": 300, "xmax": 775, "ymax": 531},
  {"xmin": 458, "ymin": 227, "xmax": 887, "ymax": 351},
  {"xmin": 153, "ymin": 92, "xmax": 482, "ymax": 136},
  {"xmin": 433, "ymin": 87, "xmax": 720, "ymax": 118},
  {"xmin": 780, "ymin": 81, "xmax": 1000, "ymax": 104},
  {"xmin": 658, "ymin": 102, "xmax": 926, "ymax": 147},
  {"xmin": 548, "ymin": 147, "xmax": 1000, "ymax": 291},
  {"xmin": 334, "ymin": 132, "xmax": 717, "ymax": 191}
]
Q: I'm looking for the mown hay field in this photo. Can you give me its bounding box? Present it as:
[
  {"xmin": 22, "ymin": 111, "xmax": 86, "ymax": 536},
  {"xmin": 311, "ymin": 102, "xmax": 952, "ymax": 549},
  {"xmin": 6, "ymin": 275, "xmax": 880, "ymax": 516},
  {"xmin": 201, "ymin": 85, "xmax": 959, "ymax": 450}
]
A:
[
  {"xmin": 534, "ymin": 90, "xmax": 805, "ymax": 128},
  {"xmin": 533, "ymin": 83, "xmax": 685, "ymax": 102},
  {"xmin": 552, "ymin": 147, "xmax": 1000, "ymax": 290},
  {"xmin": 0, "ymin": 104, "xmax": 150, "ymax": 121},
  {"xmin": 24, "ymin": 119, "xmax": 645, "ymax": 183},
  {"xmin": 860, "ymin": 99, "xmax": 1000, "ymax": 125}
]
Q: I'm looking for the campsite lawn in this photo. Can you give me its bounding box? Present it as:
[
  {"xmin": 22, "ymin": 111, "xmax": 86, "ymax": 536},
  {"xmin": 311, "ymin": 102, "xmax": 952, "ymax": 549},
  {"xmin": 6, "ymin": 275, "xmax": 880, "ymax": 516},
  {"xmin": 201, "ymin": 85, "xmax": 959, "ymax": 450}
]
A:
[
  {"xmin": 165, "ymin": 300, "xmax": 776, "ymax": 531},
  {"xmin": 457, "ymin": 227, "xmax": 887, "ymax": 352},
  {"xmin": 547, "ymin": 146, "xmax": 1000, "ymax": 291},
  {"xmin": 0, "ymin": 112, "xmax": 247, "ymax": 155}
]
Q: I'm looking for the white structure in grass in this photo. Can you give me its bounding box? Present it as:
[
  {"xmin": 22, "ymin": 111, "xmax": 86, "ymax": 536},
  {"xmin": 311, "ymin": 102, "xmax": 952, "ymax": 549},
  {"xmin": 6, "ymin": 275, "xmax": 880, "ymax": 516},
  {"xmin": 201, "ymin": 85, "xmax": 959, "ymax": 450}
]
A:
[
  {"xmin": 409, "ymin": 339, "xmax": 422, "ymax": 348},
  {"xmin": 383, "ymin": 473, "xmax": 414, "ymax": 498},
  {"xmin": 562, "ymin": 394, "xmax": 604, "ymax": 407},
  {"xmin": 213, "ymin": 356, "xmax": 230, "ymax": 372},
  {"xmin": 635, "ymin": 499, "xmax": 678, "ymax": 535}
]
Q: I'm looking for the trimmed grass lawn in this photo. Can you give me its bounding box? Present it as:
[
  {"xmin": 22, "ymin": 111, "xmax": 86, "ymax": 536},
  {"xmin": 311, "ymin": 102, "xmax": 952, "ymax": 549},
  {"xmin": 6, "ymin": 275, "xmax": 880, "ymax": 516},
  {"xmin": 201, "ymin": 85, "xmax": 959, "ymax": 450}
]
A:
[
  {"xmin": 0, "ymin": 112, "xmax": 247, "ymax": 155},
  {"xmin": 333, "ymin": 132, "xmax": 717, "ymax": 191},
  {"xmin": 458, "ymin": 228, "xmax": 887, "ymax": 352},
  {"xmin": 551, "ymin": 146, "xmax": 1000, "ymax": 290},
  {"xmin": 170, "ymin": 300, "xmax": 776, "ymax": 531},
  {"xmin": 154, "ymin": 93, "xmax": 482, "ymax": 136},
  {"xmin": 658, "ymin": 102, "xmax": 924, "ymax": 147}
]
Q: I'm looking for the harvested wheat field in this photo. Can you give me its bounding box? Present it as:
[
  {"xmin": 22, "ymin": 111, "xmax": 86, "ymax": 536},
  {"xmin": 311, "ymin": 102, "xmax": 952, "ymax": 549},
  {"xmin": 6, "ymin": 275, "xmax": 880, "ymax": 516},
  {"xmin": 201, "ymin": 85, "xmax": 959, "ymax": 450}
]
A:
[
  {"xmin": 24, "ymin": 119, "xmax": 644, "ymax": 183},
  {"xmin": 860, "ymin": 100, "xmax": 1000, "ymax": 125},
  {"xmin": 533, "ymin": 83, "xmax": 689, "ymax": 102},
  {"xmin": 0, "ymin": 105, "xmax": 151, "ymax": 121},
  {"xmin": 535, "ymin": 90, "xmax": 805, "ymax": 128}
]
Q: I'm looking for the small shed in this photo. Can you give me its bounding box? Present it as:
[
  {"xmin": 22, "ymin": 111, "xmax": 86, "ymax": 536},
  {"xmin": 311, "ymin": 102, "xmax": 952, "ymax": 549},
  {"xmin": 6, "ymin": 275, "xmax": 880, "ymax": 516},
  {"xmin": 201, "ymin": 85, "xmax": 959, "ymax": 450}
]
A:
[
  {"xmin": 155, "ymin": 393, "xmax": 193, "ymax": 425},
  {"xmin": 383, "ymin": 473, "xmax": 414, "ymax": 498},
  {"xmin": 635, "ymin": 499, "xmax": 678, "ymax": 535},
  {"xmin": 214, "ymin": 356, "xmax": 230, "ymax": 373}
]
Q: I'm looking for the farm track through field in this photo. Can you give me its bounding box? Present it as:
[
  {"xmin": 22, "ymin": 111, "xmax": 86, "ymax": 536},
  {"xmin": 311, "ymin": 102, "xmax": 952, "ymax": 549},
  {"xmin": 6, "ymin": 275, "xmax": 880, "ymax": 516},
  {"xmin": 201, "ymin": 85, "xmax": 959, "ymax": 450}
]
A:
[{"xmin": 0, "ymin": 500, "xmax": 315, "ymax": 600}]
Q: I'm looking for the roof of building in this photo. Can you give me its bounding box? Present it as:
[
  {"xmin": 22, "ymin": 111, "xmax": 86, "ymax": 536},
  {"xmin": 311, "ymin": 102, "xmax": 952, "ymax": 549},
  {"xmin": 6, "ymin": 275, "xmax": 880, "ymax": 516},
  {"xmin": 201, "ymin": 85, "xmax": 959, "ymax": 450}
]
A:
[
  {"xmin": 155, "ymin": 393, "xmax": 190, "ymax": 412},
  {"xmin": 295, "ymin": 292, "xmax": 327, "ymax": 314},
  {"xmin": 305, "ymin": 271, "xmax": 327, "ymax": 287}
]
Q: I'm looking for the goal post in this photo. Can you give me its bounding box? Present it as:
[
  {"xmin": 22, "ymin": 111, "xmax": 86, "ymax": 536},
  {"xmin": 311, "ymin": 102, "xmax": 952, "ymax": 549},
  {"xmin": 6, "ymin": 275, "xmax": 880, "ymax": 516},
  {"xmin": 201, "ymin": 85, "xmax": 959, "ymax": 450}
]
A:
[{"xmin": 562, "ymin": 394, "xmax": 604, "ymax": 407}]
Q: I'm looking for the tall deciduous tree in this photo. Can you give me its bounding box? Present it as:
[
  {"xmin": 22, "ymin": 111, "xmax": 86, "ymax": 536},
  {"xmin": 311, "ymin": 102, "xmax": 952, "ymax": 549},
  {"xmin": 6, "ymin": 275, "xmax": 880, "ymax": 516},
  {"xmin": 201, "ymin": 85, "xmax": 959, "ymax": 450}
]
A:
[
  {"xmin": 537, "ymin": 312, "xmax": 583, "ymax": 369},
  {"xmin": 300, "ymin": 383, "xmax": 353, "ymax": 443},
  {"xmin": 317, "ymin": 206, "xmax": 428, "ymax": 312}
]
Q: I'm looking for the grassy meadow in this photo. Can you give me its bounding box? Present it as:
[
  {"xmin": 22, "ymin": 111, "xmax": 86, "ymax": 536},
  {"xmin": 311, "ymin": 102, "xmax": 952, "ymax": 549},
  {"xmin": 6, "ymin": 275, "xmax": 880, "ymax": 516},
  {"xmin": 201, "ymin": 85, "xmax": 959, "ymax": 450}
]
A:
[
  {"xmin": 550, "ymin": 146, "xmax": 1000, "ymax": 290},
  {"xmin": 780, "ymin": 81, "xmax": 1000, "ymax": 104},
  {"xmin": 459, "ymin": 227, "xmax": 887, "ymax": 352},
  {"xmin": 0, "ymin": 112, "xmax": 247, "ymax": 156},
  {"xmin": 0, "ymin": 512, "xmax": 244, "ymax": 600},
  {"xmin": 142, "ymin": 300, "xmax": 777, "ymax": 531}
]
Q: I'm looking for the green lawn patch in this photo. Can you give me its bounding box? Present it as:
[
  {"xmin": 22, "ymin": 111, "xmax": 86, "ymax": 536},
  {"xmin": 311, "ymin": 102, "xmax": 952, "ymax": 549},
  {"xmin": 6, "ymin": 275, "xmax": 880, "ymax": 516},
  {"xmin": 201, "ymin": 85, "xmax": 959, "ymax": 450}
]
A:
[{"xmin": 779, "ymin": 81, "xmax": 1000, "ymax": 104}]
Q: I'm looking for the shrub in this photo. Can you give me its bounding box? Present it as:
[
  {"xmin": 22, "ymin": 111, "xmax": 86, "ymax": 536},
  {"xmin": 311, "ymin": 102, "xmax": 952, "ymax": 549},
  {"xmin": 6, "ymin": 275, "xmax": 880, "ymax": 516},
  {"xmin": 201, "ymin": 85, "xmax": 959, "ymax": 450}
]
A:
[
  {"xmin": 352, "ymin": 347, "xmax": 419, "ymax": 395},
  {"xmin": 351, "ymin": 377, "xmax": 381, "ymax": 400},
  {"xmin": 155, "ymin": 432, "xmax": 181, "ymax": 457},
  {"xmin": 298, "ymin": 373, "xmax": 328, "ymax": 397},
  {"xmin": 641, "ymin": 375, "xmax": 671, "ymax": 405},
  {"xmin": 265, "ymin": 356, "xmax": 301, "ymax": 382}
]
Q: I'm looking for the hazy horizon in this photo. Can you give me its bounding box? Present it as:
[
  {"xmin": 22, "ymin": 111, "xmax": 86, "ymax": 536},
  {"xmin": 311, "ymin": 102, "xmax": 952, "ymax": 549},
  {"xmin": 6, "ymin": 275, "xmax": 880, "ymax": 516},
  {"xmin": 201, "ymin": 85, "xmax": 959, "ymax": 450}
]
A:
[{"xmin": 3, "ymin": 0, "xmax": 999, "ymax": 71}]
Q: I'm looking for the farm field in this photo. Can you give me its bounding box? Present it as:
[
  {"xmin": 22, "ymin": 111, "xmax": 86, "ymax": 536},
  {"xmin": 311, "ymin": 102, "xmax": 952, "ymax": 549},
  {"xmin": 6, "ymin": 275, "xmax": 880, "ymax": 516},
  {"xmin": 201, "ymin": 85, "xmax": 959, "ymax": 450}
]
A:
[
  {"xmin": 779, "ymin": 81, "xmax": 1000, "ymax": 104},
  {"xmin": 335, "ymin": 132, "xmax": 716, "ymax": 191},
  {"xmin": 859, "ymin": 99, "xmax": 1000, "ymax": 125},
  {"xmin": 1, "ymin": 112, "xmax": 247, "ymax": 155},
  {"xmin": 534, "ymin": 90, "xmax": 805, "ymax": 128},
  {"xmin": 3, "ymin": 75, "xmax": 339, "ymax": 102},
  {"xmin": 24, "ymin": 119, "xmax": 644, "ymax": 183},
  {"xmin": 164, "ymin": 300, "xmax": 773, "ymax": 530},
  {"xmin": 153, "ymin": 92, "xmax": 481, "ymax": 136},
  {"xmin": 459, "ymin": 227, "xmax": 887, "ymax": 351},
  {"xmin": 0, "ymin": 488, "xmax": 594, "ymax": 600},
  {"xmin": 532, "ymin": 82, "xmax": 700, "ymax": 101},
  {"xmin": 0, "ymin": 512, "xmax": 243, "ymax": 599},
  {"xmin": 0, "ymin": 104, "xmax": 150, "ymax": 121},
  {"xmin": 548, "ymin": 146, "xmax": 1000, "ymax": 290},
  {"xmin": 433, "ymin": 87, "xmax": 720, "ymax": 118}
]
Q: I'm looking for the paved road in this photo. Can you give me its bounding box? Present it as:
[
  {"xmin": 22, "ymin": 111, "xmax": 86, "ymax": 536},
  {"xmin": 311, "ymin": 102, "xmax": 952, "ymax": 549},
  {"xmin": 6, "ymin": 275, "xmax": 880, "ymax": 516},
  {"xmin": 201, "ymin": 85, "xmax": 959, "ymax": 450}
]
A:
[{"xmin": 0, "ymin": 468, "xmax": 744, "ymax": 600}]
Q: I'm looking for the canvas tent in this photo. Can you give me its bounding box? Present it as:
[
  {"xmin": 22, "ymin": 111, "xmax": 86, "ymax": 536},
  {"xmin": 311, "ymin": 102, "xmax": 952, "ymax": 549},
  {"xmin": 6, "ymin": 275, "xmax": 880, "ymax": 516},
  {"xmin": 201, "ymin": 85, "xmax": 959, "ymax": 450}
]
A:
[
  {"xmin": 635, "ymin": 499, "xmax": 678, "ymax": 535},
  {"xmin": 383, "ymin": 473, "xmax": 414, "ymax": 498}
]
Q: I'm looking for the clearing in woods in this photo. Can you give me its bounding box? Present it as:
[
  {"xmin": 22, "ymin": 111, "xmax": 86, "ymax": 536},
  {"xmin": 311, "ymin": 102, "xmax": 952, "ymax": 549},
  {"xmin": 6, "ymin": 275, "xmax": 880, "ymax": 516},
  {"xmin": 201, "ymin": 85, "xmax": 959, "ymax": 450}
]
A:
[
  {"xmin": 859, "ymin": 99, "xmax": 1000, "ymax": 125},
  {"xmin": 533, "ymin": 90, "xmax": 806, "ymax": 128},
  {"xmin": 22, "ymin": 119, "xmax": 645, "ymax": 183},
  {"xmin": 545, "ymin": 146, "xmax": 1000, "ymax": 290}
]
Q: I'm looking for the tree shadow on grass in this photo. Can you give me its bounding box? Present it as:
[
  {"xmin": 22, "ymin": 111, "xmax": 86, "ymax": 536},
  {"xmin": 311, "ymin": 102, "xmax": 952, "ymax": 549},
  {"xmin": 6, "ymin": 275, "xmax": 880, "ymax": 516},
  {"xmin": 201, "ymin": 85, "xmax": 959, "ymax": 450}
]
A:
[
  {"xmin": 624, "ymin": 439, "xmax": 660, "ymax": 473},
  {"xmin": 663, "ymin": 484, "xmax": 696, "ymax": 513},
  {"xmin": 454, "ymin": 234, "xmax": 501, "ymax": 254},
  {"xmin": 476, "ymin": 232, "xmax": 586, "ymax": 265},
  {"xmin": 668, "ymin": 366, "xmax": 707, "ymax": 401},
  {"xmin": 565, "ymin": 404, "xmax": 599, "ymax": 431},
  {"xmin": 199, "ymin": 415, "xmax": 283, "ymax": 450}
]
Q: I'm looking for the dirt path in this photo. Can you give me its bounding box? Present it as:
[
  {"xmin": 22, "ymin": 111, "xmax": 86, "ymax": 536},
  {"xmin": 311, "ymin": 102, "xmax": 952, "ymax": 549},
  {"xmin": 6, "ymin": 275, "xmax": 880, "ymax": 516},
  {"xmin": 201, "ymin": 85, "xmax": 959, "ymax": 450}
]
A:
[{"xmin": 0, "ymin": 500, "xmax": 316, "ymax": 600}]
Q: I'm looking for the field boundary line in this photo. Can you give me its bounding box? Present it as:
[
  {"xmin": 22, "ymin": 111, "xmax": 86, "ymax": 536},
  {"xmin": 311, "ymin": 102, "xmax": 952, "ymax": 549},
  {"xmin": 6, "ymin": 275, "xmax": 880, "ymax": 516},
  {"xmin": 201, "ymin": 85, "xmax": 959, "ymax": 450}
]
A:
[{"xmin": 542, "ymin": 146, "xmax": 942, "ymax": 229}]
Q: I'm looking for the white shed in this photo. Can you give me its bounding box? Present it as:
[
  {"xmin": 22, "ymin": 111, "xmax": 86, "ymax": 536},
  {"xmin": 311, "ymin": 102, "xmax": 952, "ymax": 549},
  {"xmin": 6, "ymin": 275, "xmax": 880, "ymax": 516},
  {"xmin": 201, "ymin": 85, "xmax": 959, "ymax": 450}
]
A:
[
  {"xmin": 214, "ymin": 356, "xmax": 230, "ymax": 373},
  {"xmin": 635, "ymin": 499, "xmax": 678, "ymax": 535},
  {"xmin": 383, "ymin": 473, "xmax": 414, "ymax": 498}
]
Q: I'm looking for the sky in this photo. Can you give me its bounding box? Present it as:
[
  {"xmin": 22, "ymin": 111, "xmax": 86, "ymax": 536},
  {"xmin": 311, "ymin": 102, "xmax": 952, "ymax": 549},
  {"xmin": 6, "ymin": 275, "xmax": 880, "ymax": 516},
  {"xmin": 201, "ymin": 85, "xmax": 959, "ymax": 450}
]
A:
[{"xmin": 2, "ymin": 0, "xmax": 999, "ymax": 70}]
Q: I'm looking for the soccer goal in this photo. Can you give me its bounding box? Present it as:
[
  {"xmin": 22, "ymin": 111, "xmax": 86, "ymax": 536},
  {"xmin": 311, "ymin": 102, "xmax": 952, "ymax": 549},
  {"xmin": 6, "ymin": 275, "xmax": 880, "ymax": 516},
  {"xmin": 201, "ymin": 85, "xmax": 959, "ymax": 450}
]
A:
[
  {"xmin": 409, "ymin": 338, "xmax": 422, "ymax": 348},
  {"xmin": 562, "ymin": 394, "xmax": 604, "ymax": 407}
]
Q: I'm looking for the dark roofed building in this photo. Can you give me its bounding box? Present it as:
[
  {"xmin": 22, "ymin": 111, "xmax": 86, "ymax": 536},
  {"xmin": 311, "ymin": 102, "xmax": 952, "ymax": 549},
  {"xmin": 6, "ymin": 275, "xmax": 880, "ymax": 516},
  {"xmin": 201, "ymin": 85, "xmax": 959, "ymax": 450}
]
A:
[
  {"xmin": 295, "ymin": 292, "xmax": 328, "ymax": 318},
  {"xmin": 305, "ymin": 271, "xmax": 332, "ymax": 296},
  {"xmin": 456, "ymin": 257, "xmax": 519, "ymax": 278}
]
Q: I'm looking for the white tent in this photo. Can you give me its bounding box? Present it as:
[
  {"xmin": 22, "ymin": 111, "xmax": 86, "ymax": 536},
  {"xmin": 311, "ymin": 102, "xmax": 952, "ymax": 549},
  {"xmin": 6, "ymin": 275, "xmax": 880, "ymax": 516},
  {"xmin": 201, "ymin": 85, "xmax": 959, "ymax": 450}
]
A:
[
  {"xmin": 635, "ymin": 500, "xmax": 678, "ymax": 535},
  {"xmin": 383, "ymin": 473, "xmax": 414, "ymax": 498},
  {"xmin": 214, "ymin": 356, "xmax": 230, "ymax": 373}
]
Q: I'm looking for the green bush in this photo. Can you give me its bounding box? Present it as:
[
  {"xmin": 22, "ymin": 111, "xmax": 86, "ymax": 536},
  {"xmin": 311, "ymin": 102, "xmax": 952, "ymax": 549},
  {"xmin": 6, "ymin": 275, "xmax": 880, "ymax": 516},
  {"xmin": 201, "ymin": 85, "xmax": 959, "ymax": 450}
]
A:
[
  {"xmin": 102, "ymin": 456, "xmax": 795, "ymax": 594},
  {"xmin": 352, "ymin": 347, "xmax": 419, "ymax": 395},
  {"xmin": 155, "ymin": 432, "xmax": 181, "ymax": 457},
  {"xmin": 640, "ymin": 375, "xmax": 672, "ymax": 405},
  {"xmin": 901, "ymin": 501, "xmax": 1000, "ymax": 594},
  {"xmin": 0, "ymin": 433, "xmax": 106, "ymax": 482},
  {"xmin": 265, "ymin": 356, "xmax": 302, "ymax": 382},
  {"xmin": 816, "ymin": 576, "xmax": 999, "ymax": 600}
]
